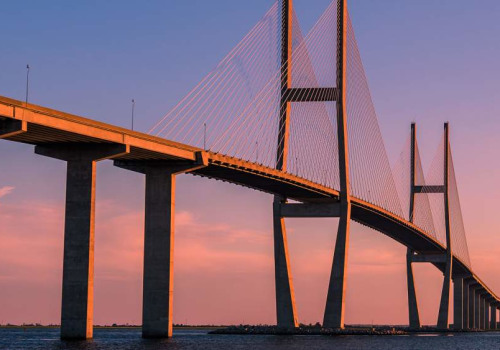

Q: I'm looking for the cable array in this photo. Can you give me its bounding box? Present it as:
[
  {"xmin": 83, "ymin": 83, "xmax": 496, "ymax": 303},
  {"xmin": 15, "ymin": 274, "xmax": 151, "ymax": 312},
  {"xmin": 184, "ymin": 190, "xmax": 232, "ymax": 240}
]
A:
[
  {"xmin": 345, "ymin": 14, "xmax": 403, "ymax": 217},
  {"xmin": 286, "ymin": 1, "xmax": 339, "ymax": 187},
  {"xmin": 149, "ymin": 0, "xmax": 471, "ymax": 266},
  {"xmin": 413, "ymin": 141, "xmax": 437, "ymax": 239},
  {"xmin": 392, "ymin": 135, "xmax": 437, "ymax": 240},
  {"xmin": 392, "ymin": 134, "xmax": 411, "ymax": 220},
  {"xmin": 150, "ymin": 0, "xmax": 342, "ymax": 188},
  {"xmin": 426, "ymin": 135, "xmax": 447, "ymax": 246},
  {"xmin": 150, "ymin": 1, "xmax": 281, "ymax": 161},
  {"xmin": 448, "ymin": 147, "xmax": 471, "ymax": 267}
]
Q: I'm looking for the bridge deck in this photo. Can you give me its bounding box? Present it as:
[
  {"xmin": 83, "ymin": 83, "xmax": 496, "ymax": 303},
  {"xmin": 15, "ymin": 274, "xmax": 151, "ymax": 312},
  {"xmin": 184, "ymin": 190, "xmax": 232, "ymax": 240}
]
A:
[{"xmin": 0, "ymin": 95, "xmax": 497, "ymax": 304}]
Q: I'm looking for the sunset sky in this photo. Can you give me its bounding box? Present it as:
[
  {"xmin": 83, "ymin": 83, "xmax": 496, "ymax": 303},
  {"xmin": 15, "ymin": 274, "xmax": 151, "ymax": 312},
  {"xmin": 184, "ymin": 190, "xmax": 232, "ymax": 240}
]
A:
[{"xmin": 1, "ymin": 0, "xmax": 500, "ymax": 326}]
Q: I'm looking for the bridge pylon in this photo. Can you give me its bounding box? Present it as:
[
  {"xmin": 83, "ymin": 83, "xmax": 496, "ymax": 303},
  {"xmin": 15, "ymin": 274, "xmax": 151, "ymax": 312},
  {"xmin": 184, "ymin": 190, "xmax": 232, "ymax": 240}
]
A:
[
  {"xmin": 406, "ymin": 123, "xmax": 421, "ymax": 329},
  {"xmin": 323, "ymin": 0, "xmax": 351, "ymax": 330},
  {"xmin": 272, "ymin": 0, "xmax": 298, "ymax": 329},
  {"xmin": 437, "ymin": 122, "xmax": 453, "ymax": 329},
  {"xmin": 272, "ymin": 0, "xmax": 350, "ymax": 329},
  {"xmin": 405, "ymin": 123, "xmax": 458, "ymax": 329}
]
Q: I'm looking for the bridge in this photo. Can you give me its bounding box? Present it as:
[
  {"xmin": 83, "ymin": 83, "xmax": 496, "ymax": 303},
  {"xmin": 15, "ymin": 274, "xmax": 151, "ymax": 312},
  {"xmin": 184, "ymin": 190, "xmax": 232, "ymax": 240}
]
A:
[{"xmin": 0, "ymin": 0, "xmax": 499, "ymax": 340}]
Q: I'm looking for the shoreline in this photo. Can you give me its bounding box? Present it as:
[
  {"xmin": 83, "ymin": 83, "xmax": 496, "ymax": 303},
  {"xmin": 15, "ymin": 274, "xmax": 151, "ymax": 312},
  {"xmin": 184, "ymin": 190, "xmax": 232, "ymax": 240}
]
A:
[{"xmin": 2, "ymin": 324, "xmax": 496, "ymax": 335}]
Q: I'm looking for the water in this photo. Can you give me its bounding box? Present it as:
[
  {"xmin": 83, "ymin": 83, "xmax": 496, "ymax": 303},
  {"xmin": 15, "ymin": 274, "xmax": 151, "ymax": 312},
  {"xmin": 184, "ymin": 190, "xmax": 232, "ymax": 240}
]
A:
[{"xmin": 1, "ymin": 328, "xmax": 500, "ymax": 350}]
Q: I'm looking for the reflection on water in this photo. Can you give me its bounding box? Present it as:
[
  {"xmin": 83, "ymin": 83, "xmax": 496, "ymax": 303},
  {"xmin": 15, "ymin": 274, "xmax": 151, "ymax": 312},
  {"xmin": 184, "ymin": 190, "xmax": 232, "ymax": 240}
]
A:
[{"xmin": 1, "ymin": 328, "xmax": 499, "ymax": 350}]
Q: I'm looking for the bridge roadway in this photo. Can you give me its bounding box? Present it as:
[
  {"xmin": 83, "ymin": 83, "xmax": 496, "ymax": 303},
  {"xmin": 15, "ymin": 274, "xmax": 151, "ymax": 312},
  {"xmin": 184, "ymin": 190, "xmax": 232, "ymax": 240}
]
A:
[{"xmin": 1, "ymin": 95, "xmax": 498, "ymax": 330}]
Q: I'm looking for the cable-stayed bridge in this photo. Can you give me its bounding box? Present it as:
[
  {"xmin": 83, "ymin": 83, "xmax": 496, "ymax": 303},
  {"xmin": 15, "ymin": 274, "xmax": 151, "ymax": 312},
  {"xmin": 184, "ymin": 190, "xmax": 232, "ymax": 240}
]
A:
[{"xmin": 0, "ymin": 0, "xmax": 498, "ymax": 340}]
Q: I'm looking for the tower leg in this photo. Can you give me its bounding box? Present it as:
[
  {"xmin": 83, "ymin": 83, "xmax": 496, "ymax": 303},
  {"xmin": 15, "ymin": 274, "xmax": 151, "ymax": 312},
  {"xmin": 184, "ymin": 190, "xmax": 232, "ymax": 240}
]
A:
[
  {"xmin": 437, "ymin": 256, "xmax": 452, "ymax": 329},
  {"xmin": 406, "ymin": 249, "xmax": 420, "ymax": 328},
  {"xmin": 323, "ymin": 200, "xmax": 351, "ymax": 329},
  {"xmin": 273, "ymin": 198, "xmax": 298, "ymax": 328}
]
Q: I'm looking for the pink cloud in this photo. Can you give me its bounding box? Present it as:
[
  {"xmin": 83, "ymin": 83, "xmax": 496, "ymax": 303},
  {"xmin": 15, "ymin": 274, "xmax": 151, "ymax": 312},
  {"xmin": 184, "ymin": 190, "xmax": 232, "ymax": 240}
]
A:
[
  {"xmin": 0, "ymin": 186, "xmax": 14, "ymax": 198},
  {"xmin": 1, "ymin": 192, "xmax": 498, "ymax": 327}
]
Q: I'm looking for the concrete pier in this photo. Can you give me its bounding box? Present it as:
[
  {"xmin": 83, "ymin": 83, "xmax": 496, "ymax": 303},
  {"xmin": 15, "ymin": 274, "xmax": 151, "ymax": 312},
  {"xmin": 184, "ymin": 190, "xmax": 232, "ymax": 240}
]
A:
[
  {"xmin": 484, "ymin": 298, "xmax": 488, "ymax": 329},
  {"xmin": 492, "ymin": 306, "xmax": 498, "ymax": 329},
  {"xmin": 479, "ymin": 296, "xmax": 485, "ymax": 329},
  {"xmin": 453, "ymin": 278, "xmax": 464, "ymax": 329},
  {"xmin": 273, "ymin": 198, "xmax": 298, "ymax": 329},
  {"xmin": 35, "ymin": 143, "xmax": 128, "ymax": 339},
  {"xmin": 114, "ymin": 156, "xmax": 207, "ymax": 338},
  {"xmin": 60, "ymin": 160, "xmax": 95, "ymax": 339},
  {"xmin": 469, "ymin": 287, "xmax": 476, "ymax": 329},
  {"xmin": 142, "ymin": 168, "xmax": 176, "ymax": 337},
  {"xmin": 462, "ymin": 280, "xmax": 469, "ymax": 329},
  {"xmin": 475, "ymin": 291, "xmax": 481, "ymax": 329}
]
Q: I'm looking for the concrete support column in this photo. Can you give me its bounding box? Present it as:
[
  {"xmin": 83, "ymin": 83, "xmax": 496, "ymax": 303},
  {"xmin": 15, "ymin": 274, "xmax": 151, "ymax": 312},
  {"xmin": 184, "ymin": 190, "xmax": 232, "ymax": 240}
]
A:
[
  {"xmin": 273, "ymin": 198, "xmax": 298, "ymax": 329},
  {"xmin": 475, "ymin": 292, "xmax": 481, "ymax": 329},
  {"xmin": 469, "ymin": 288, "xmax": 479, "ymax": 329},
  {"xmin": 462, "ymin": 280, "xmax": 469, "ymax": 329},
  {"xmin": 453, "ymin": 278, "xmax": 464, "ymax": 330},
  {"xmin": 35, "ymin": 143, "xmax": 128, "ymax": 340},
  {"xmin": 492, "ymin": 306, "xmax": 498, "ymax": 330},
  {"xmin": 60, "ymin": 160, "xmax": 96, "ymax": 339},
  {"xmin": 484, "ymin": 301, "xmax": 488, "ymax": 330},
  {"xmin": 469, "ymin": 288, "xmax": 476, "ymax": 329},
  {"xmin": 479, "ymin": 296, "xmax": 485, "ymax": 329},
  {"xmin": 142, "ymin": 168, "xmax": 176, "ymax": 338},
  {"xmin": 406, "ymin": 249, "xmax": 420, "ymax": 328},
  {"xmin": 114, "ymin": 155, "xmax": 207, "ymax": 338}
]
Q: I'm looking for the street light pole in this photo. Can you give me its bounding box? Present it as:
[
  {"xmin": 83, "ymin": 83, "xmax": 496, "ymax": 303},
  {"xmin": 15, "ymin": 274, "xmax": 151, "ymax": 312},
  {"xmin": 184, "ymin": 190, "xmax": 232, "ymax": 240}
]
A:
[
  {"xmin": 131, "ymin": 99, "xmax": 135, "ymax": 130},
  {"xmin": 26, "ymin": 64, "xmax": 30, "ymax": 105}
]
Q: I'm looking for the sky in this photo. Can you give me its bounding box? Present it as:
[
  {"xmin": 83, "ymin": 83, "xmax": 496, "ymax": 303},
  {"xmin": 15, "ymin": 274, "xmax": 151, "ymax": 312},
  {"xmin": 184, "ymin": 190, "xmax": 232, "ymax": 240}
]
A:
[{"xmin": 1, "ymin": 0, "xmax": 500, "ymax": 326}]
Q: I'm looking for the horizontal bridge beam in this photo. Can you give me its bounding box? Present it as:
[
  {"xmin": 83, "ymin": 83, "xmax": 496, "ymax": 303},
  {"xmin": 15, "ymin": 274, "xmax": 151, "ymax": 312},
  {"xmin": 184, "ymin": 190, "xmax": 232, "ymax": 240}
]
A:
[
  {"xmin": 0, "ymin": 118, "xmax": 27, "ymax": 139},
  {"xmin": 410, "ymin": 253, "xmax": 447, "ymax": 263},
  {"xmin": 279, "ymin": 202, "xmax": 340, "ymax": 218},
  {"xmin": 286, "ymin": 88, "xmax": 338, "ymax": 102},
  {"xmin": 413, "ymin": 185, "xmax": 445, "ymax": 194}
]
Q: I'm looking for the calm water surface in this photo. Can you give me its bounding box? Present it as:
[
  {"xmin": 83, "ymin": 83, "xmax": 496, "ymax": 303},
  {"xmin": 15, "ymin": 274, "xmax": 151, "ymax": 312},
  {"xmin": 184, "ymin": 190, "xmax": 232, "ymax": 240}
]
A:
[{"xmin": 1, "ymin": 328, "xmax": 500, "ymax": 350}]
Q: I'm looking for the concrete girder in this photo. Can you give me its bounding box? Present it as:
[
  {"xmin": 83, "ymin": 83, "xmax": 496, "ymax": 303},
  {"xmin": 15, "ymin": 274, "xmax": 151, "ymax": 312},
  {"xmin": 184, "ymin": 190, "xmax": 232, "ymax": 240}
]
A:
[
  {"xmin": 278, "ymin": 202, "xmax": 340, "ymax": 218},
  {"xmin": 410, "ymin": 253, "xmax": 447, "ymax": 264},
  {"xmin": 0, "ymin": 118, "xmax": 27, "ymax": 139}
]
